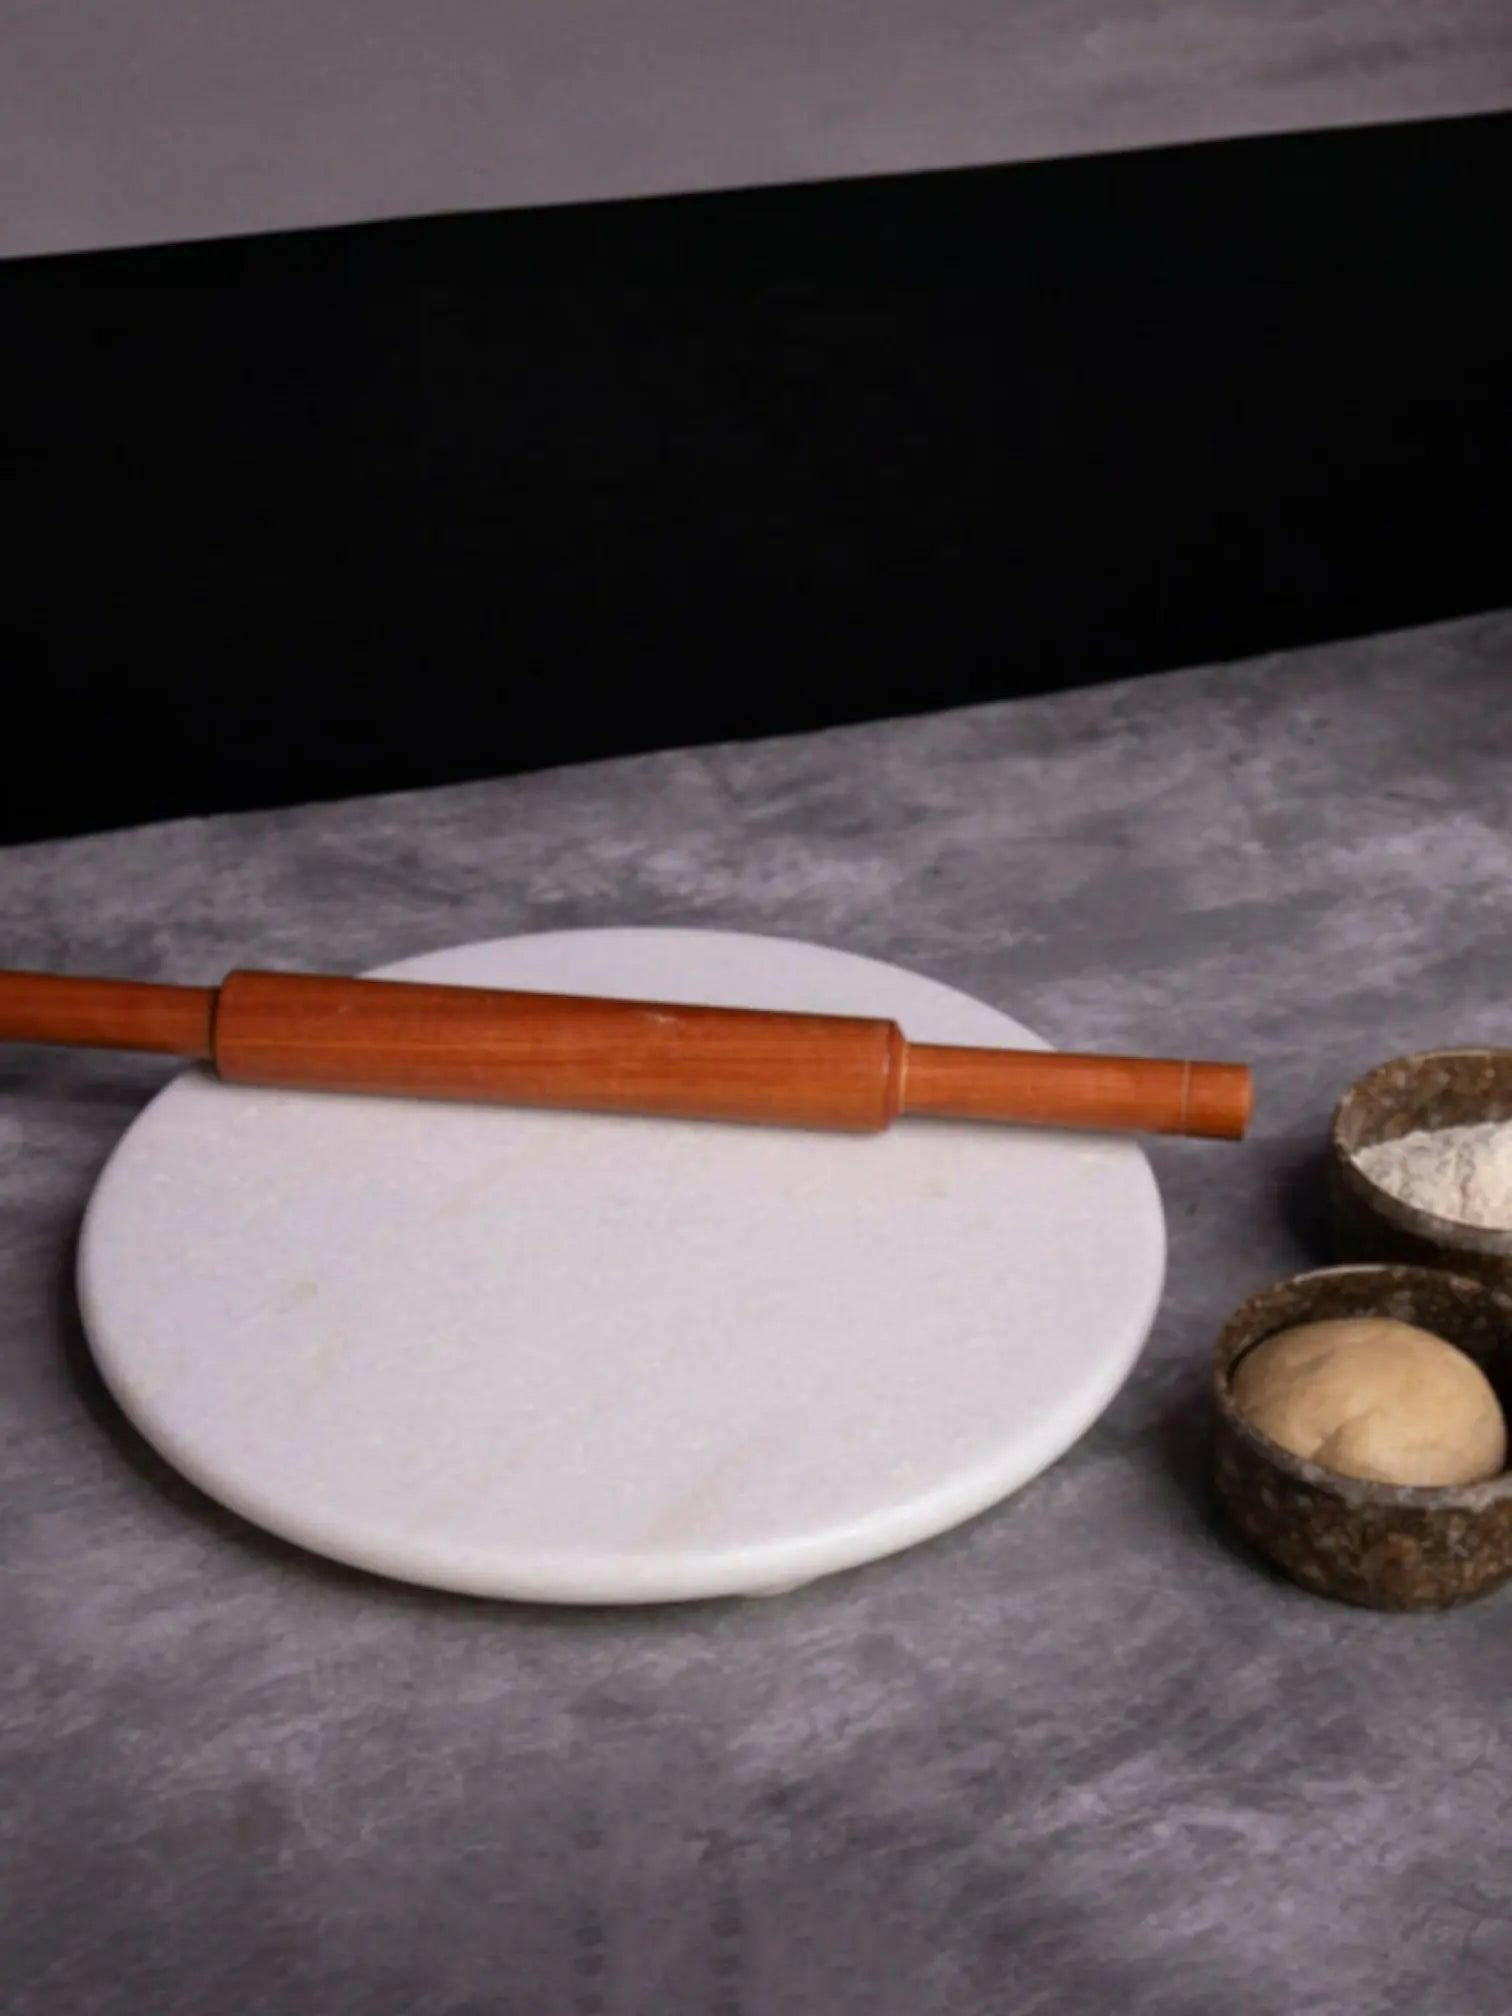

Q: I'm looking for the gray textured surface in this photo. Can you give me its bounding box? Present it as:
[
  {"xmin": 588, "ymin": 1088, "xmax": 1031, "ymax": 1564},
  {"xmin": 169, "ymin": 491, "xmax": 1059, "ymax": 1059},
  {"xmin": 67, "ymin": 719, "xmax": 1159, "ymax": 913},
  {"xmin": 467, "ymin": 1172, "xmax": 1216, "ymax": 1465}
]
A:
[
  {"xmin": 3, "ymin": 611, "xmax": 1511, "ymax": 2014},
  {"xmin": 4, "ymin": 0, "xmax": 1511, "ymax": 257}
]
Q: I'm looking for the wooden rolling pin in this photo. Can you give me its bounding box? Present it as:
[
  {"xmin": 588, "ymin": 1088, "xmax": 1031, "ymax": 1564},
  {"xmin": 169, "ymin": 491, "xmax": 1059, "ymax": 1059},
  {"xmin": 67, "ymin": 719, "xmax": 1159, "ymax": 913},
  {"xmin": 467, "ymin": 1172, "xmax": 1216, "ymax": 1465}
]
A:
[{"xmin": 0, "ymin": 968, "xmax": 1252, "ymax": 1139}]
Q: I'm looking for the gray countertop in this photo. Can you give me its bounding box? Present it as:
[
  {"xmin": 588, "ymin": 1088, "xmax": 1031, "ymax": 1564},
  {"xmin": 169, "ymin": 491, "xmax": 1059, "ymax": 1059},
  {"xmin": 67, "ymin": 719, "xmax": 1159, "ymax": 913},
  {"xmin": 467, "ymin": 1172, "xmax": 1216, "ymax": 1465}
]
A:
[
  {"xmin": 4, "ymin": 1, "xmax": 1510, "ymax": 257},
  {"xmin": 3, "ymin": 612, "xmax": 1510, "ymax": 2014}
]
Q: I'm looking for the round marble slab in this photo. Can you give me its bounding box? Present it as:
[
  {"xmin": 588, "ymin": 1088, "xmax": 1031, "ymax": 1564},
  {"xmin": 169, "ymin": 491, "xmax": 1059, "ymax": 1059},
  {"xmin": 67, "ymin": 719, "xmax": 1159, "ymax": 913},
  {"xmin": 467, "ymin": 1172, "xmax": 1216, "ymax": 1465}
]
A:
[{"xmin": 79, "ymin": 930, "xmax": 1166, "ymax": 1602}]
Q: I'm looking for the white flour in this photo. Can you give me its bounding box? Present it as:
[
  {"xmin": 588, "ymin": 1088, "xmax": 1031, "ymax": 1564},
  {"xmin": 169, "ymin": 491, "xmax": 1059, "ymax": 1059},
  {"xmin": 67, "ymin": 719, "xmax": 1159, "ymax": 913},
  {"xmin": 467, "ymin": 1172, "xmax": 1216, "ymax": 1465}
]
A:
[{"xmin": 1355, "ymin": 1121, "xmax": 1512, "ymax": 1231}]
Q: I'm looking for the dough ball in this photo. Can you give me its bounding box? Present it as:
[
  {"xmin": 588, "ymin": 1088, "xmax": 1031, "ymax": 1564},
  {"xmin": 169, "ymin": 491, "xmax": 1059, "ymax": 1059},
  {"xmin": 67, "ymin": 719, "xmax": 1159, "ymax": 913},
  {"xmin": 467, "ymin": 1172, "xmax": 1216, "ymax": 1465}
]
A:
[{"xmin": 1231, "ymin": 1316, "xmax": 1507, "ymax": 1487}]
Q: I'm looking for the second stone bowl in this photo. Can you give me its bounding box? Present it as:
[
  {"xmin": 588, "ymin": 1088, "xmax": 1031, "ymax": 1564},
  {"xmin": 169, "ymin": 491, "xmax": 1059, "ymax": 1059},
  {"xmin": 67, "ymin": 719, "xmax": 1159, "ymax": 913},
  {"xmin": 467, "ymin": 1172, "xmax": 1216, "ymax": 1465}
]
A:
[{"xmin": 1212, "ymin": 1264, "xmax": 1512, "ymax": 1610}]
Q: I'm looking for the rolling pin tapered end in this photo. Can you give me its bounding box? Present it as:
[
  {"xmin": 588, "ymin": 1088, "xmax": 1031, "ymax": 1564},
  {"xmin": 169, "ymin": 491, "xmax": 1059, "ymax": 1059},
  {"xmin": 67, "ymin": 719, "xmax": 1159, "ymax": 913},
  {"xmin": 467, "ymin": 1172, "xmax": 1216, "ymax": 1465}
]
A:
[{"xmin": 1182, "ymin": 1062, "xmax": 1253, "ymax": 1141}]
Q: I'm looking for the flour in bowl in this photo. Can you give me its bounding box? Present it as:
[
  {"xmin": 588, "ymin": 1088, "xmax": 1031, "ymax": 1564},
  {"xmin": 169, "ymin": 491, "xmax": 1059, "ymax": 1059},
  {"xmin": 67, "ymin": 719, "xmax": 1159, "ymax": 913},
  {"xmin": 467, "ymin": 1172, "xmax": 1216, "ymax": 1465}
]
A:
[{"xmin": 1355, "ymin": 1121, "xmax": 1512, "ymax": 1230}]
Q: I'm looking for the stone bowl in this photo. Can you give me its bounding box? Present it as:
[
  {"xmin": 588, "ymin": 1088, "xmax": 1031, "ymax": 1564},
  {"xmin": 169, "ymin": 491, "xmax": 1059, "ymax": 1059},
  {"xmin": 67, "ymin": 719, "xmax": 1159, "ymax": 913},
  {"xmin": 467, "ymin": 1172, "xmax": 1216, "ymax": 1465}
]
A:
[
  {"xmin": 1330, "ymin": 1048, "xmax": 1512, "ymax": 1292},
  {"xmin": 1212, "ymin": 1264, "xmax": 1512, "ymax": 1610}
]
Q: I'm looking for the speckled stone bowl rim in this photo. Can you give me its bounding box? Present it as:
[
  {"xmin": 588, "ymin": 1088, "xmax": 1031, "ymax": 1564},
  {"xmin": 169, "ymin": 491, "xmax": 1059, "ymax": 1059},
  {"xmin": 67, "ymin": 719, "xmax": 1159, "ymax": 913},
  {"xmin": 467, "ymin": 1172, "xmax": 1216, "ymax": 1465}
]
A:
[
  {"xmin": 1330, "ymin": 1048, "xmax": 1512, "ymax": 1261},
  {"xmin": 1212, "ymin": 1264, "xmax": 1512, "ymax": 1513}
]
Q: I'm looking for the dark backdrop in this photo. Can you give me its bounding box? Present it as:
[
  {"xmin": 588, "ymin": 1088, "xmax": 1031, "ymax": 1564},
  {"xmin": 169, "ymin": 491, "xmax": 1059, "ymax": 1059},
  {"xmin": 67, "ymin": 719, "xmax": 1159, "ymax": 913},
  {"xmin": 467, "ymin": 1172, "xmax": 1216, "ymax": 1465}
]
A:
[{"xmin": 3, "ymin": 110, "xmax": 1507, "ymax": 845}]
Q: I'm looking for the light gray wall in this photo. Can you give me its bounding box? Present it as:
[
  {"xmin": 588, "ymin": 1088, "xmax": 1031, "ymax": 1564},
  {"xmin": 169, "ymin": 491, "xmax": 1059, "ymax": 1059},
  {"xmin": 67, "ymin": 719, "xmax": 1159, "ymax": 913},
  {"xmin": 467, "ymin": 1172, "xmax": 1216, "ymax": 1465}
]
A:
[{"xmin": 3, "ymin": 0, "xmax": 1510, "ymax": 258}]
